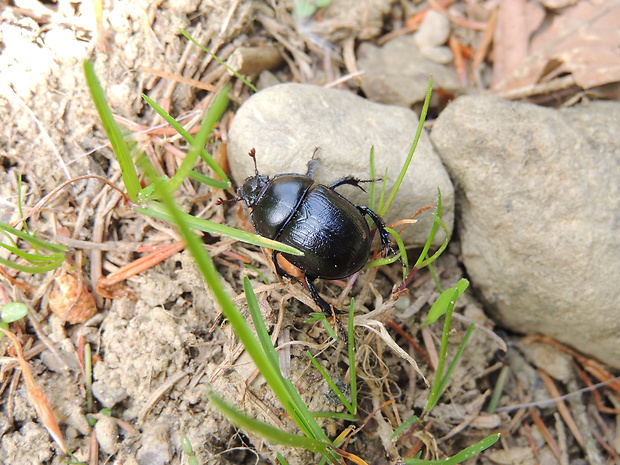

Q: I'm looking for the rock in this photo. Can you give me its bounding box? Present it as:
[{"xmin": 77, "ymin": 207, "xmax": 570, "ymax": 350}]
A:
[
  {"xmin": 138, "ymin": 421, "xmax": 171, "ymax": 465},
  {"xmin": 358, "ymin": 35, "xmax": 461, "ymax": 108},
  {"xmin": 518, "ymin": 341, "xmax": 573, "ymax": 383},
  {"xmin": 94, "ymin": 415, "xmax": 119, "ymax": 455},
  {"xmin": 413, "ymin": 10, "xmax": 451, "ymax": 50},
  {"xmin": 228, "ymin": 83, "xmax": 454, "ymax": 247},
  {"xmin": 92, "ymin": 376, "xmax": 128, "ymax": 409},
  {"xmin": 419, "ymin": 46, "xmax": 454, "ymax": 65},
  {"xmin": 430, "ymin": 96, "xmax": 620, "ymax": 369},
  {"xmin": 321, "ymin": 0, "xmax": 394, "ymax": 40}
]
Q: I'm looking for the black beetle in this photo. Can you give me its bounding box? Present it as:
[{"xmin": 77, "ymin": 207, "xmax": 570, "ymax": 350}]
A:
[{"xmin": 232, "ymin": 149, "xmax": 394, "ymax": 315}]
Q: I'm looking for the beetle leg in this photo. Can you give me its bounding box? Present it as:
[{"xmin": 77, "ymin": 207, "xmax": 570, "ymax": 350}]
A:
[
  {"xmin": 303, "ymin": 275, "xmax": 331, "ymax": 315},
  {"xmin": 215, "ymin": 196, "xmax": 242, "ymax": 205},
  {"xmin": 357, "ymin": 205, "xmax": 393, "ymax": 257},
  {"xmin": 303, "ymin": 275, "xmax": 347, "ymax": 316},
  {"xmin": 329, "ymin": 177, "xmax": 380, "ymax": 192}
]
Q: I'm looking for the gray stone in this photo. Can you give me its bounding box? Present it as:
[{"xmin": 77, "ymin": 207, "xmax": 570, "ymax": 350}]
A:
[
  {"xmin": 321, "ymin": 0, "xmax": 394, "ymax": 40},
  {"xmin": 413, "ymin": 9, "xmax": 451, "ymax": 50},
  {"xmin": 94, "ymin": 415, "xmax": 119, "ymax": 455},
  {"xmin": 91, "ymin": 378, "xmax": 128, "ymax": 409},
  {"xmin": 228, "ymin": 83, "xmax": 454, "ymax": 247},
  {"xmin": 431, "ymin": 96, "xmax": 620, "ymax": 368},
  {"xmin": 420, "ymin": 45, "xmax": 454, "ymax": 65},
  {"xmin": 358, "ymin": 35, "xmax": 461, "ymax": 108}
]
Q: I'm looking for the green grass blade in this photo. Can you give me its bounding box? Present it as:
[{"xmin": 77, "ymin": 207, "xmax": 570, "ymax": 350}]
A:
[
  {"xmin": 280, "ymin": 377, "xmax": 334, "ymax": 445},
  {"xmin": 188, "ymin": 170, "xmax": 229, "ymax": 189},
  {"xmin": 425, "ymin": 286, "xmax": 460, "ymax": 413},
  {"xmin": 363, "ymin": 253, "xmax": 402, "ymax": 270},
  {"xmin": 347, "ymin": 299, "xmax": 358, "ymax": 415},
  {"xmin": 0, "ymin": 222, "xmax": 67, "ymax": 273},
  {"xmin": 141, "ymin": 93, "xmax": 229, "ymax": 184},
  {"xmin": 0, "ymin": 256, "xmax": 65, "ymax": 273},
  {"xmin": 243, "ymin": 264, "xmax": 270, "ymax": 284},
  {"xmin": 415, "ymin": 217, "xmax": 450, "ymax": 269},
  {"xmin": 404, "ymin": 433, "xmax": 500, "ymax": 464},
  {"xmin": 487, "ymin": 365, "xmax": 510, "ymax": 414},
  {"xmin": 179, "ymin": 29, "xmax": 258, "ymax": 93},
  {"xmin": 304, "ymin": 313, "xmax": 339, "ymax": 339},
  {"xmin": 1, "ymin": 302, "xmax": 28, "ymax": 323},
  {"xmin": 85, "ymin": 343, "xmax": 94, "ymax": 413},
  {"xmin": 86, "ymin": 62, "xmax": 337, "ymax": 462},
  {"xmin": 414, "ymin": 188, "xmax": 447, "ymax": 269},
  {"xmin": 135, "ymin": 202, "xmax": 303, "ymax": 255},
  {"xmin": 307, "ymin": 351, "xmax": 354, "ymax": 414},
  {"xmin": 16, "ymin": 174, "xmax": 30, "ymax": 236},
  {"xmin": 244, "ymin": 276, "xmax": 280, "ymax": 370},
  {"xmin": 385, "ymin": 226, "xmax": 409, "ymax": 274},
  {"xmin": 437, "ymin": 322, "xmax": 475, "ymax": 396},
  {"xmin": 0, "ymin": 222, "xmax": 67, "ymax": 254},
  {"xmin": 166, "ymin": 87, "xmax": 230, "ymax": 193},
  {"xmin": 380, "ymin": 77, "xmax": 433, "ymax": 217},
  {"xmin": 83, "ymin": 61, "xmax": 141, "ymax": 200},
  {"xmin": 208, "ymin": 393, "xmax": 329, "ymax": 454},
  {"xmin": 0, "ymin": 243, "xmax": 63, "ymax": 263},
  {"xmin": 368, "ymin": 146, "xmax": 377, "ymax": 211},
  {"xmin": 378, "ymin": 167, "xmax": 388, "ymax": 213},
  {"xmin": 391, "ymin": 414, "xmax": 420, "ymax": 439},
  {"xmin": 422, "ymin": 279, "xmax": 469, "ymax": 326},
  {"xmin": 0, "ymin": 231, "xmax": 18, "ymax": 248},
  {"xmin": 427, "ymin": 262, "xmax": 442, "ymax": 292}
]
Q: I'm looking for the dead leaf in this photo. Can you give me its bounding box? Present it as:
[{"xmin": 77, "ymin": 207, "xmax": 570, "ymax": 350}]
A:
[
  {"xmin": 492, "ymin": 0, "xmax": 545, "ymax": 88},
  {"xmin": 493, "ymin": 0, "xmax": 620, "ymax": 92}
]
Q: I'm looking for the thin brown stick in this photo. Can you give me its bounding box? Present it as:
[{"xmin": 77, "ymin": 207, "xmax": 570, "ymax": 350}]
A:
[
  {"xmin": 96, "ymin": 241, "xmax": 186, "ymax": 297},
  {"xmin": 530, "ymin": 407, "xmax": 562, "ymax": 461},
  {"xmin": 496, "ymin": 376, "xmax": 620, "ymax": 412},
  {"xmin": 140, "ymin": 66, "xmax": 218, "ymax": 92},
  {"xmin": 538, "ymin": 369, "xmax": 584, "ymax": 446},
  {"xmin": 12, "ymin": 175, "xmax": 129, "ymax": 227},
  {"xmin": 0, "ymin": 327, "xmax": 66, "ymax": 451},
  {"xmin": 472, "ymin": 6, "xmax": 498, "ymax": 79}
]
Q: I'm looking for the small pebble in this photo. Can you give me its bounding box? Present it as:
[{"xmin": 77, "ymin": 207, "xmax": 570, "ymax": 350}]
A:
[
  {"xmin": 413, "ymin": 10, "xmax": 451, "ymax": 49},
  {"xmin": 419, "ymin": 45, "xmax": 454, "ymax": 65},
  {"xmin": 94, "ymin": 415, "xmax": 119, "ymax": 455}
]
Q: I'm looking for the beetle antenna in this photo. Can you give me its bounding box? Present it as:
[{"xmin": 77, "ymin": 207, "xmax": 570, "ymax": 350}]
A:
[
  {"xmin": 216, "ymin": 196, "xmax": 242, "ymax": 205},
  {"xmin": 248, "ymin": 148, "xmax": 259, "ymax": 176}
]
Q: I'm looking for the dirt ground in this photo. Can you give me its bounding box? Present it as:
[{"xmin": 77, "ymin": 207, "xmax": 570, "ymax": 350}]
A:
[{"xmin": 0, "ymin": 1, "xmax": 618, "ymax": 464}]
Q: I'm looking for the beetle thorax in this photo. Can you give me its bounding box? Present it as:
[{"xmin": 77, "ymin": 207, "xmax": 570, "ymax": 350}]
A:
[{"xmin": 239, "ymin": 175, "xmax": 270, "ymax": 208}]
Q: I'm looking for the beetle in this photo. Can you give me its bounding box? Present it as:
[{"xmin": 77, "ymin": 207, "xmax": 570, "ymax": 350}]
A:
[{"xmin": 231, "ymin": 148, "xmax": 394, "ymax": 316}]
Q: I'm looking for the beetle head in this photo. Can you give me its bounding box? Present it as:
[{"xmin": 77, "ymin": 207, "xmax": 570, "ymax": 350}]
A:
[{"xmin": 238, "ymin": 174, "xmax": 269, "ymax": 208}]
